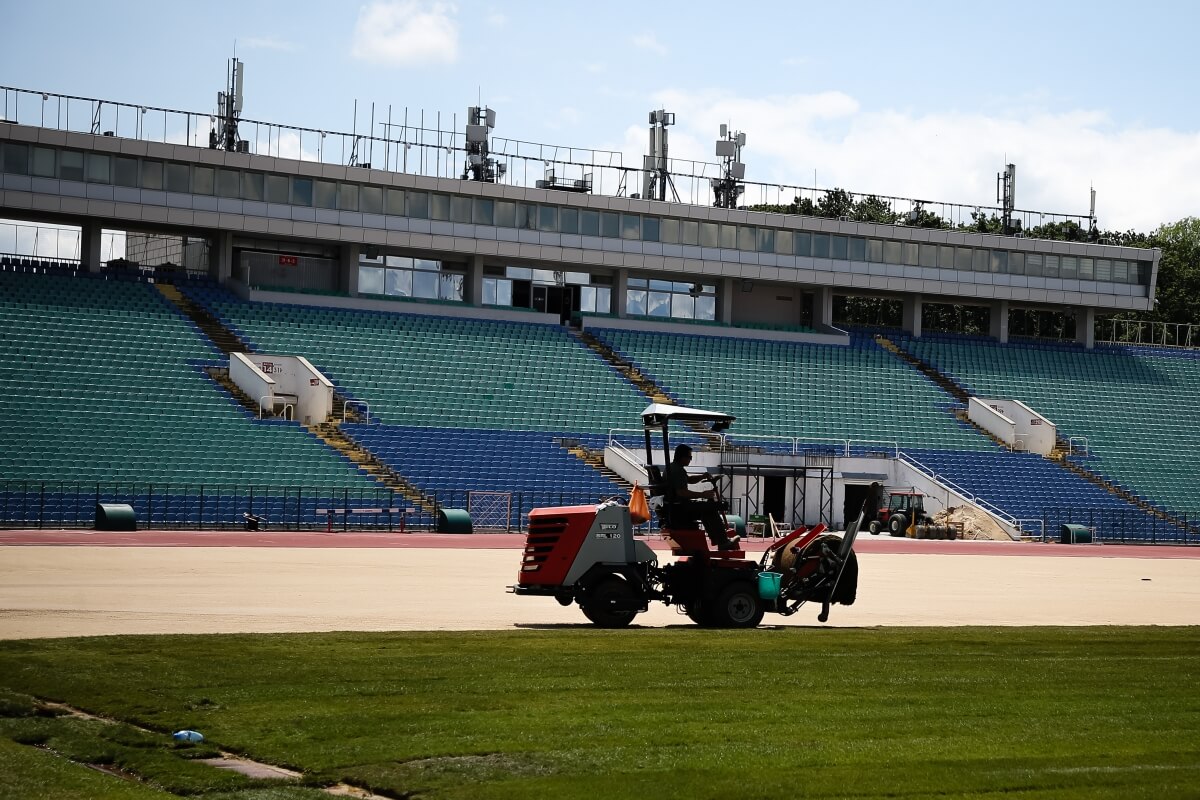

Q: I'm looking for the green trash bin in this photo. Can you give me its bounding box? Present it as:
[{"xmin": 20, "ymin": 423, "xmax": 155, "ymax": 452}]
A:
[
  {"xmin": 1059, "ymin": 524, "xmax": 1092, "ymax": 544},
  {"xmin": 437, "ymin": 508, "xmax": 473, "ymax": 534},
  {"xmin": 95, "ymin": 503, "xmax": 137, "ymax": 532}
]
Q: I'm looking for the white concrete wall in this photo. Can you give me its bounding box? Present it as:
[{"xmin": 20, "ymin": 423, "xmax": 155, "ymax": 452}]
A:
[
  {"xmin": 973, "ymin": 397, "xmax": 1056, "ymax": 455},
  {"xmin": 235, "ymin": 353, "xmax": 334, "ymax": 425},
  {"xmin": 230, "ymin": 352, "xmax": 274, "ymax": 413},
  {"xmin": 969, "ymin": 397, "xmax": 1017, "ymax": 448}
]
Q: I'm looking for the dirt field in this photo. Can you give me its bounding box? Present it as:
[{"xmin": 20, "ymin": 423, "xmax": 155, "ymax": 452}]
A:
[{"xmin": 2, "ymin": 532, "xmax": 1197, "ymax": 639}]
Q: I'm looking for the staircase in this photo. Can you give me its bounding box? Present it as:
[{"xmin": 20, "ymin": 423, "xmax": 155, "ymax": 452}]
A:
[
  {"xmin": 559, "ymin": 439, "xmax": 633, "ymax": 493},
  {"xmin": 308, "ymin": 421, "xmax": 435, "ymax": 511},
  {"xmin": 571, "ymin": 327, "xmax": 723, "ymax": 449},
  {"xmin": 157, "ymin": 284, "xmax": 246, "ymax": 354}
]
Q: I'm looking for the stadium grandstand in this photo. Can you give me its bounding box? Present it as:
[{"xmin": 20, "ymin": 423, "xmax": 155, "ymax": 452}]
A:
[{"xmin": 1, "ymin": 79, "xmax": 1196, "ymax": 543}]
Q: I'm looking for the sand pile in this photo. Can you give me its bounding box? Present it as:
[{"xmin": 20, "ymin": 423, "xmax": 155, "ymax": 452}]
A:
[{"xmin": 933, "ymin": 505, "xmax": 1013, "ymax": 541}]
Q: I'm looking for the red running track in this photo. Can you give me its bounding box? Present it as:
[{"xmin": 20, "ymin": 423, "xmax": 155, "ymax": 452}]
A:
[{"xmin": 1, "ymin": 529, "xmax": 1198, "ymax": 558}]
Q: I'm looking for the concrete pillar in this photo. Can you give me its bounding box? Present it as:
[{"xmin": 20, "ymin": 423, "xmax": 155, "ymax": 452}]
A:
[
  {"xmin": 614, "ymin": 269, "xmax": 629, "ymax": 318},
  {"xmin": 1075, "ymin": 306, "xmax": 1096, "ymax": 349},
  {"xmin": 814, "ymin": 286, "xmax": 834, "ymax": 330},
  {"xmin": 902, "ymin": 294, "xmax": 923, "ymax": 338},
  {"xmin": 989, "ymin": 300, "xmax": 1010, "ymax": 343},
  {"xmin": 81, "ymin": 222, "xmax": 103, "ymax": 273},
  {"xmin": 467, "ymin": 254, "xmax": 485, "ymax": 306},
  {"xmin": 720, "ymin": 276, "xmax": 736, "ymax": 324},
  {"xmin": 340, "ymin": 243, "xmax": 360, "ymax": 296},
  {"xmin": 209, "ymin": 231, "xmax": 233, "ymax": 283}
]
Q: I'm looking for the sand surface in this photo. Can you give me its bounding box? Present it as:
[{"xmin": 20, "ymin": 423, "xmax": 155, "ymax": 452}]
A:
[{"xmin": 2, "ymin": 543, "xmax": 1198, "ymax": 639}]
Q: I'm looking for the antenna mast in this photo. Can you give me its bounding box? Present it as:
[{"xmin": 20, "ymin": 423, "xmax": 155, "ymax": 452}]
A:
[
  {"xmin": 997, "ymin": 162, "xmax": 1017, "ymax": 235},
  {"xmin": 210, "ymin": 57, "xmax": 247, "ymax": 152},
  {"xmin": 711, "ymin": 123, "xmax": 746, "ymax": 209},
  {"xmin": 642, "ymin": 109, "xmax": 678, "ymax": 202},
  {"xmin": 462, "ymin": 105, "xmax": 504, "ymax": 182}
]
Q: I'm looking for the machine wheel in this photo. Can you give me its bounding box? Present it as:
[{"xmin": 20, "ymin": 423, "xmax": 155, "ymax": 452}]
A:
[
  {"xmin": 888, "ymin": 514, "xmax": 908, "ymax": 536},
  {"xmin": 867, "ymin": 520, "xmax": 882, "ymax": 536},
  {"xmin": 580, "ymin": 577, "xmax": 640, "ymax": 628},
  {"xmin": 712, "ymin": 582, "xmax": 764, "ymax": 629},
  {"xmin": 685, "ymin": 605, "xmax": 715, "ymax": 627}
]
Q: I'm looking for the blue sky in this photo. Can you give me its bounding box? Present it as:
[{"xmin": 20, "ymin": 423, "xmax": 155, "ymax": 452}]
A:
[{"xmin": 2, "ymin": 0, "xmax": 1198, "ymax": 232}]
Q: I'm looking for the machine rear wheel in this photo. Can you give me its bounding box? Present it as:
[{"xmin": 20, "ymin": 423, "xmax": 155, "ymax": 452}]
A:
[
  {"xmin": 868, "ymin": 520, "xmax": 881, "ymax": 535},
  {"xmin": 712, "ymin": 582, "xmax": 764, "ymax": 629},
  {"xmin": 685, "ymin": 604, "xmax": 715, "ymax": 627},
  {"xmin": 888, "ymin": 514, "xmax": 908, "ymax": 536},
  {"xmin": 580, "ymin": 577, "xmax": 640, "ymax": 628}
]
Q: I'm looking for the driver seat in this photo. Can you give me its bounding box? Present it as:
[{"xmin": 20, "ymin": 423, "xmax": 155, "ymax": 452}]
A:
[{"xmin": 661, "ymin": 527, "xmax": 744, "ymax": 559}]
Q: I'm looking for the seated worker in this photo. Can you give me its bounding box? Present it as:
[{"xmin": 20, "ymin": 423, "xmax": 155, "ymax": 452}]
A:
[{"xmin": 666, "ymin": 444, "xmax": 740, "ymax": 550}]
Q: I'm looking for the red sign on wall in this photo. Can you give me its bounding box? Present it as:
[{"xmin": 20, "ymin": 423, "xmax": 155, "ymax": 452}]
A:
[{"xmin": 278, "ymin": 255, "xmax": 299, "ymax": 266}]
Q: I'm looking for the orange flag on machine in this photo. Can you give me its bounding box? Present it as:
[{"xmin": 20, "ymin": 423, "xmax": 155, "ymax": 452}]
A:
[{"xmin": 629, "ymin": 482, "xmax": 651, "ymax": 525}]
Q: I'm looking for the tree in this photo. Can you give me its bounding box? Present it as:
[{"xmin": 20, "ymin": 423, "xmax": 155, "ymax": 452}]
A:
[{"xmin": 1146, "ymin": 217, "xmax": 1200, "ymax": 326}]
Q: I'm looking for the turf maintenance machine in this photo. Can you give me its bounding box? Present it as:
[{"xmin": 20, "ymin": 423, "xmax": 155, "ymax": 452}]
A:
[{"xmin": 510, "ymin": 404, "xmax": 861, "ymax": 628}]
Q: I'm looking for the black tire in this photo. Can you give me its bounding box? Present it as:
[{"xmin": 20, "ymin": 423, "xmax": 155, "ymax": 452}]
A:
[
  {"xmin": 685, "ymin": 605, "xmax": 714, "ymax": 627},
  {"xmin": 888, "ymin": 514, "xmax": 907, "ymax": 536},
  {"xmin": 712, "ymin": 582, "xmax": 764, "ymax": 629},
  {"xmin": 867, "ymin": 520, "xmax": 881, "ymax": 536},
  {"xmin": 580, "ymin": 577, "xmax": 640, "ymax": 628}
]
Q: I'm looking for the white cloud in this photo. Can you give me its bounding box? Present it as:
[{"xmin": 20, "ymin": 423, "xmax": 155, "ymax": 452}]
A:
[
  {"xmin": 619, "ymin": 88, "xmax": 1200, "ymax": 232},
  {"xmin": 631, "ymin": 34, "xmax": 667, "ymax": 57},
  {"xmin": 487, "ymin": 11, "xmax": 506, "ymax": 27},
  {"xmin": 241, "ymin": 36, "xmax": 298, "ymax": 52},
  {"xmin": 352, "ymin": 1, "xmax": 459, "ymax": 67}
]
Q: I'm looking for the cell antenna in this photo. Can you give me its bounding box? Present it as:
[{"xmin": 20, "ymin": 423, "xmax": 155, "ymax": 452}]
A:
[
  {"xmin": 210, "ymin": 57, "xmax": 248, "ymax": 153},
  {"xmin": 711, "ymin": 123, "xmax": 747, "ymax": 209},
  {"xmin": 997, "ymin": 162, "xmax": 1017, "ymax": 235},
  {"xmin": 642, "ymin": 109, "xmax": 678, "ymax": 202},
  {"xmin": 462, "ymin": 104, "xmax": 504, "ymax": 182}
]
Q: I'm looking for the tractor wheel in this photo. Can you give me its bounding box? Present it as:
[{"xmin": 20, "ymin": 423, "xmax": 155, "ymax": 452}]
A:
[
  {"xmin": 685, "ymin": 604, "xmax": 715, "ymax": 627},
  {"xmin": 580, "ymin": 577, "xmax": 640, "ymax": 629},
  {"xmin": 868, "ymin": 520, "xmax": 882, "ymax": 536},
  {"xmin": 712, "ymin": 582, "xmax": 765, "ymax": 629},
  {"xmin": 888, "ymin": 514, "xmax": 907, "ymax": 536}
]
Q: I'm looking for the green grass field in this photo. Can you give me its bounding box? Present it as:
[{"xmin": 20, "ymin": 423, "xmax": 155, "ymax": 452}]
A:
[{"xmin": 0, "ymin": 628, "xmax": 1197, "ymax": 799}]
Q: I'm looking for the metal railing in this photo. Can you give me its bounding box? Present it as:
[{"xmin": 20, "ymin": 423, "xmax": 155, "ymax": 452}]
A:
[{"xmin": 1099, "ymin": 320, "xmax": 1199, "ymax": 349}]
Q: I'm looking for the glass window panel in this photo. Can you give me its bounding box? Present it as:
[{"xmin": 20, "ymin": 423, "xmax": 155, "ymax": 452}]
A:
[
  {"xmin": 618, "ymin": 213, "xmax": 639, "ymax": 239},
  {"xmin": 216, "ymin": 168, "xmax": 240, "ymax": 198},
  {"xmin": 649, "ymin": 279, "xmax": 673, "ymax": 291},
  {"xmin": 387, "ymin": 255, "xmax": 415, "ymax": 268},
  {"xmin": 719, "ymin": 224, "xmax": 737, "ymax": 249},
  {"xmin": 626, "ymin": 289, "xmax": 647, "ymax": 316},
  {"xmin": 990, "ymin": 250, "xmax": 1007, "ymax": 273},
  {"xmin": 849, "ymin": 236, "xmax": 866, "ymax": 261},
  {"xmin": 429, "ymin": 193, "xmax": 450, "ymax": 220},
  {"xmin": 113, "ymin": 156, "xmax": 138, "ymax": 187},
  {"xmin": 495, "ymin": 200, "xmax": 516, "ymax": 227},
  {"xmin": 360, "ymin": 249, "xmax": 383, "ymax": 264},
  {"xmin": 191, "ymin": 165, "xmax": 213, "ymax": 194},
  {"xmin": 559, "ymin": 207, "xmax": 578, "ymax": 234},
  {"xmin": 473, "ymin": 197, "xmax": 494, "ymax": 226},
  {"xmin": 385, "ymin": 268, "xmax": 412, "ymax": 297},
  {"xmin": 413, "ymin": 270, "xmax": 438, "ymax": 299},
  {"xmin": 338, "ymin": 183, "xmax": 359, "ymax": 212},
  {"xmin": 1078, "ymin": 257, "xmax": 1093, "ymax": 279},
  {"xmin": 642, "ymin": 216, "xmax": 660, "ymax": 242},
  {"xmin": 579, "ymin": 209, "xmax": 599, "ymax": 235},
  {"xmin": 938, "ymin": 245, "xmax": 955, "ymax": 269},
  {"xmin": 516, "ymin": 203, "xmax": 533, "ymax": 229},
  {"xmin": 450, "ymin": 195, "xmax": 471, "ymax": 223},
  {"xmin": 699, "ymin": 222, "xmax": 719, "ymax": 247},
  {"xmin": 680, "ymin": 220, "xmax": 699, "ymax": 245},
  {"xmin": 31, "ymin": 147, "xmax": 56, "ymax": 177},
  {"xmin": 539, "ymin": 204, "xmax": 558, "ymax": 231},
  {"xmin": 596, "ymin": 286, "xmax": 611, "ymax": 313},
  {"xmin": 264, "ymin": 174, "xmax": 288, "ymax": 203},
  {"xmin": 497, "ymin": 278, "xmax": 513, "ymax": 305},
  {"xmin": 919, "ymin": 243, "xmax": 937, "ymax": 268},
  {"xmin": 166, "ymin": 163, "xmax": 190, "ymax": 193},
  {"xmin": 775, "ymin": 230, "xmax": 793, "ymax": 255},
  {"xmin": 1009, "ymin": 252, "xmax": 1024, "ymax": 275},
  {"xmin": 290, "ymin": 177, "xmax": 312, "ymax": 206},
  {"xmin": 407, "ymin": 191, "xmax": 428, "ymax": 218},
  {"xmin": 440, "ymin": 273, "xmax": 464, "ymax": 301},
  {"xmin": 483, "ymin": 278, "xmax": 498, "ymax": 306},
  {"xmin": 660, "ymin": 218, "xmax": 679, "ymax": 244},
  {"xmin": 695, "ymin": 294, "xmax": 716, "ymax": 320},
  {"xmin": 507, "ymin": 266, "xmax": 532, "ymax": 280},
  {"xmin": 86, "ymin": 153, "xmax": 111, "ymax": 183},
  {"xmin": 360, "ymin": 186, "xmax": 383, "ymax": 214},
  {"xmin": 903, "ymin": 242, "xmax": 919, "ymax": 266},
  {"xmin": 1026, "ymin": 253, "xmax": 1043, "ymax": 277},
  {"xmin": 671, "ymin": 293, "xmax": 695, "ymax": 319},
  {"xmin": 831, "ymin": 235, "xmax": 848, "ymax": 260},
  {"xmin": 647, "ymin": 291, "xmax": 671, "ymax": 317},
  {"xmin": 531, "ymin": 269, "xmax": 557, "ymax": 284},
  {"xmin": 1044, "ymin": 255, "xmax": 1060, "ymax": 278},
  {"xmin": 1113, "ymin": 260, "xmax": 1128, "ymax": 283},
  {"xmin": 2, "ymin": 142, "xmax": 28, "ymax": 174},
  {"xmin": 242, "ymin": 172, "xmax": 264, "ymax": 201},
  {"xmin": 756, "ymin": 227, "xmax": 774, "ymax": 253},
  {"xmin": 955, "ymin": 247, "xmax": 972, "ymax": 270},
  {"xmin": 358, "ymin": 265, "xmax": 385, "ymax": 295},
  {"xmin": 579, "ymin": 285, "xmax": 596, "ymax": 313},
  {"xmin": 601, "ymin": 212, "xmax": 620, "ymax": 238},
  {"xmin": 867, "ymin": 239, "xmax": 883, "ymax": 262},
  {"xmin": 1095, "ymin": 258, "xmax": 1112, "ymax": 281},
  {"xmin": 58, "ymin": 150, "xmax": 83, "ymax": 182},
  {"xmin": 883, "ymin": 240, "xmax": 902, "ymax": 263},
  {"xmin": 972, "ymin": 248, "xmax": 989, "ymax": 272},
  {"xmin": 1061, "ymin": 256, "xmax": 1078, "ymax": 279},
  {"xmin": 812, "ymin": 234, "xmax": 830, "ymax": 258},
  {"xmin": 384, "ymin": 188, "xmax": 404, "ymax": 215},
  {"xmin": 415, "ymin": 258, "xmax": 441, "ymax": 271},
  {"xmin": 627, "ymin": 277, "xmax": 647, "ymax": 288},
  {"xmin": 738, "ymin": 225, "xmax": 756, "ymax": 251}
]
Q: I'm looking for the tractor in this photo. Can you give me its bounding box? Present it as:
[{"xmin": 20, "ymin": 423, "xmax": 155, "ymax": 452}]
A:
[
  {"xmin": 509, "ymin": 403, "xmax": 861, "ymax": 628},
  {"xmin": 868, "ymin": 490, "xmax": 930, "ymax": 536}
]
